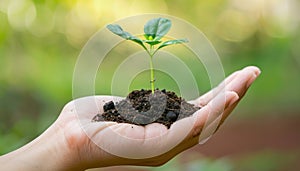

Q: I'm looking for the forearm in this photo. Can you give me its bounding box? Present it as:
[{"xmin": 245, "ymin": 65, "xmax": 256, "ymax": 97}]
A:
[{"xmin": 0, "ymin": 123, "xmax": 84, "ymax": 171}]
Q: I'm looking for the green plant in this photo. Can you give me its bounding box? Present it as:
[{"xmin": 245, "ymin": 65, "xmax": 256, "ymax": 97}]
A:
[{"xmin": 107, "ymin": 17, "xmax": 188, "ymax": 93}]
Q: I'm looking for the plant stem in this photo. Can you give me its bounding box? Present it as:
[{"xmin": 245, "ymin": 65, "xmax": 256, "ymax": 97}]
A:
[{"xmin": 149, "ymin": 45, "xmax": 155, "ymax": 94}]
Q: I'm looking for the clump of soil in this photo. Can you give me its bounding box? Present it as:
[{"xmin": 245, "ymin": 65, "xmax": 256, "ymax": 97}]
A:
[{"xmin": 92, "ymin": 89, "xmax": 200, "ymax": 128}]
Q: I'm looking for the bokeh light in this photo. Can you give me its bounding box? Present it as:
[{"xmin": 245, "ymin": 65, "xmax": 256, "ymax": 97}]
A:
[
  {"xmin": 215, "ymin": 9, "xmax": 257, "ymax": 42},
  {"xmin": 7, "ymin": 0, "xmax": 36, "ymax": 31},
  {"xmin": 0, "ymin": 0, "xmax": 300, "ymax": 170},
  {"xmin": 262, "ymin": 0, "xmax": 300, "ymax": 37}
]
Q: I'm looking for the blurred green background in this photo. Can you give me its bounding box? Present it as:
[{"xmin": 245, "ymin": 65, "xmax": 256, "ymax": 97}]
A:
[{"xmin": 1, "ymin": 0, "xmax": 300, "ymax": 170}]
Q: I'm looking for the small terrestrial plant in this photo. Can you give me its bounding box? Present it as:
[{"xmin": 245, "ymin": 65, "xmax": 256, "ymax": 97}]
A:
[
  {"xmin": 107, "ymin": 17, "xmax": 188, "ymax": 93},
  {"xmin": 92, "ymin": 18, "xmax": 199, "ymax": 128}
]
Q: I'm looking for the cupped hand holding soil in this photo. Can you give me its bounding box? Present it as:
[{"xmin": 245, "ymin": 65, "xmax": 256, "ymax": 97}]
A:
[
  {"xmin": 0, "ymin": 66, "xmax": 260, "ymax": 171},
  {"xmin": 55, "ymin": 66, "xmax": 260, "ymax": 169}
]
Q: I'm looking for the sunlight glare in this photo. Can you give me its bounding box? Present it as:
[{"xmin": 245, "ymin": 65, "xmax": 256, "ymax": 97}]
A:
[{"xmin": 7, "ymin": 0, "xmax": 36, "ymax": 31}]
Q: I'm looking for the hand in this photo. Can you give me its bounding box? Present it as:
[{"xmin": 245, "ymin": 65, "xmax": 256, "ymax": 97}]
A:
[{"xmin": 0, "ymin": 66, "xmax": 260, "ymax": 171}]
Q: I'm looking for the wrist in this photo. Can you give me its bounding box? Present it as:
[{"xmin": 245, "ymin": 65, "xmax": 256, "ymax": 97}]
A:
[{"xmin": 0, "ymin": 122, "xmax": 84, "ymax": 171}]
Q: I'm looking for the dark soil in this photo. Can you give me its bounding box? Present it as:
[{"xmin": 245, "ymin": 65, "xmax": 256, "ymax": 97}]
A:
[{"xmin": 92, "ymin": 89, "xmax": 200, "ymax": 128}]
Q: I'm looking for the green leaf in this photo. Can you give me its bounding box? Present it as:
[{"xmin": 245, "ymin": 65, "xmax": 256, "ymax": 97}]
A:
[
  {"xmin": 144, "ymin": 18, "xmax": 171, "ymax": 41},
  {"xmin": 158, "ymin": 39, "xmax": 188, "ymax": 50},
  {"xmin": 143, "ymin": 40, "xmax": 161, "ymax": 46},
  {"xmin": 107, "ymin": 24, "xmax": 128, "ymax": 39},
  {"xmin": 107, "ymin": 24, "xmax": 146, "ymax": 50}
]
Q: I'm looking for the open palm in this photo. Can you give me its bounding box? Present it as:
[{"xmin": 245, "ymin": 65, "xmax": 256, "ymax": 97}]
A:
[{"xmin": 54, "ymin": 66, "xmax": 260, "ymax": 169}]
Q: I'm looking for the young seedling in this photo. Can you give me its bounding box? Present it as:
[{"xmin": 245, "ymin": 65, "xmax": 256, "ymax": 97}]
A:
[{"xmin": 107, "ymin": 17, "xmax": 188, "ymax": 93}]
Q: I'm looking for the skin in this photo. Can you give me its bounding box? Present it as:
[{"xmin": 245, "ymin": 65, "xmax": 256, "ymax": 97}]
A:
[{"xmin": 0, "ymin": 66, "xmax": 260, "ymax": 171}]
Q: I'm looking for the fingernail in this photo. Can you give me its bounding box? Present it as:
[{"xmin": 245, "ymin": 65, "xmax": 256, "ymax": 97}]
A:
[
  {"xmin": 254, "ymin": 67, "xmax": 261, "ymax": 77},
  {"xmin": 246, "ymin": 74, "xmax": 258, "ymax": 88},
  {"xmin": 243, "ymin": 66, "xmax": 261, "ymax": 77},
  {"xmin": 227, "ymin": 92, "xmax": 239, "ymax": 107}
]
